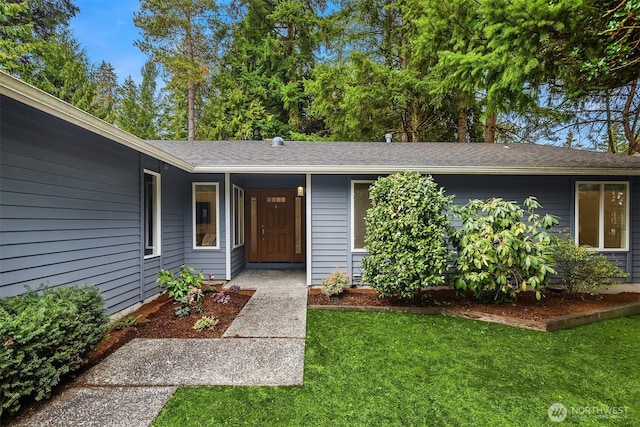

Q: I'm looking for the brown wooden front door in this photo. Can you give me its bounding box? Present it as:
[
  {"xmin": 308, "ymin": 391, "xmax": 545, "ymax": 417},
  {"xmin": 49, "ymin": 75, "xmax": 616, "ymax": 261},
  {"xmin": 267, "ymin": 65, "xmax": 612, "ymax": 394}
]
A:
[{"xmin": 246, "ymin": 189, "xmax": 305, "ymax": 263}]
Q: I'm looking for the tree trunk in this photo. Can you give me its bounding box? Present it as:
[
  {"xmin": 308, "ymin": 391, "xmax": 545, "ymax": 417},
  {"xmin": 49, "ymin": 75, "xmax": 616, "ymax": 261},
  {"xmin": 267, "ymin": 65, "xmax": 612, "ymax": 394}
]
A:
[
  {"xmin": 457, "ymin": 92, "xmax": 468, "ymax": 142},
  {"xmin": 186, "ymin": 29, "xmax": 195, "ymax": 141},
  {"xmin": 605, "ymin": 91, "xmax": 617, "ymax": 153},
  {"xmin": 623, "ymin": 80, "xmax": 639, "ymax": 155},
  {"xmin": 412, "ymin": 98, "xmax": 419, "ymax": 142},
  {"xmin": 287, "ymin": 21, "xmax": 300, "ymax": 129},
  {"xmin": 484, "ymin": 112, "xmax": 497, "ymax": 143}
]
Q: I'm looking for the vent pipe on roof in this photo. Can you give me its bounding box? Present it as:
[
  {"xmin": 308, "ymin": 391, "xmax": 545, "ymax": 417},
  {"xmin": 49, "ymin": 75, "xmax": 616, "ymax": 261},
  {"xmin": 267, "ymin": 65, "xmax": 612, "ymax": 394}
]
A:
[
  {"xmin": 385, "ymin": 133, "xmax": 392, "ymax": 143},
  {"xmin": 271, "ymin": 136, "xmax": 284, "ymax": 147}
]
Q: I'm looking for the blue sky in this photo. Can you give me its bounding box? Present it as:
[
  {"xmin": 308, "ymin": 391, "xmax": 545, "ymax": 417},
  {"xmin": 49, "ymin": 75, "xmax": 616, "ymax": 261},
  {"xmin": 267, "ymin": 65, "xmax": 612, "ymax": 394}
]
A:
[{"xmin": 70, "ymin": 0, "xmax": 146, "ymax": 83}]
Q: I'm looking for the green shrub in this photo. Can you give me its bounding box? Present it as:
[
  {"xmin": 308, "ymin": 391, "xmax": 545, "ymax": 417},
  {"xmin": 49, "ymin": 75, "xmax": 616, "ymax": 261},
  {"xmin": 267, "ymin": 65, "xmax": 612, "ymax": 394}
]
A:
[
  {"xmin": 450, "ymin": 197, "xmax": 558, "ymax": 303},
  {"xmin": 157, "ymin": 265, "xmax": 205, "ymax": 316},
  {"xmin": 321, "ymin": 270, "xmax": 351, "ymax": 297},
  {"xmin": 362, "ymin": 172, "xmax": 453, "ymax": 299},
  {"xmin": 0, "ymin": 285, "xmax": 108, "ymax": 417},
  {"xmin": 551, "ymin": 234, "xmax": 628, "ymax": 295}
]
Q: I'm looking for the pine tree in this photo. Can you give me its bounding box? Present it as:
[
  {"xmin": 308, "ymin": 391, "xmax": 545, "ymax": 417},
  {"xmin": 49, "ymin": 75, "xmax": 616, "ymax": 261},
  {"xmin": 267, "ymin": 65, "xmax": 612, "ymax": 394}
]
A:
[{"xmin": 135, "ymin": 0, "xmax": 223, "ymax": 140}]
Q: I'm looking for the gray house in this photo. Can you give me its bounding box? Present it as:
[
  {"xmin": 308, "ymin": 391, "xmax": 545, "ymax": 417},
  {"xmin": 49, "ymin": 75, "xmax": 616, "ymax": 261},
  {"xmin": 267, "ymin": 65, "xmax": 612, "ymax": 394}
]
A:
[{"xmin": 2, "ymin": 72, "xmax": 640, "ymax": 315}]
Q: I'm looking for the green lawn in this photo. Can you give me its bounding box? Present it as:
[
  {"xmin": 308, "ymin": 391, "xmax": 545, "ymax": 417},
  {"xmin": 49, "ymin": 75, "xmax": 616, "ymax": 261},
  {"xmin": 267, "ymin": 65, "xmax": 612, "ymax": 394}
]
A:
[{"xmin": 153, "ymin": 310, "xmax": 640, "ymax": 426}]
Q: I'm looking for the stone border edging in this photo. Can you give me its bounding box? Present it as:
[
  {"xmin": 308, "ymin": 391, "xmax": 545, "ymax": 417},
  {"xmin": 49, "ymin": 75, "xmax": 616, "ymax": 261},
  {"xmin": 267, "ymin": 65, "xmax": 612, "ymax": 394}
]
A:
[{"xmin": 308, "ymin": 302, "xmax": 640, "ymax": 331}]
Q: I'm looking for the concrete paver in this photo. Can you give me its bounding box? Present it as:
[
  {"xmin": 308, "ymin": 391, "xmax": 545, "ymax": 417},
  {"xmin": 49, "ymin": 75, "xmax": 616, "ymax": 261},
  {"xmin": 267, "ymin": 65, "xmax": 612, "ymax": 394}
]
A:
[
  {"xmin": 79, "ymin": 338, "xmax": 305, "ymax": 386},
  {"xmin": 223, "ymin": 284, "xmax": 307, "ymax": 338},
  {"xmin": 9, "ymin": 387, "xmax": 177, "ymax": 427}
]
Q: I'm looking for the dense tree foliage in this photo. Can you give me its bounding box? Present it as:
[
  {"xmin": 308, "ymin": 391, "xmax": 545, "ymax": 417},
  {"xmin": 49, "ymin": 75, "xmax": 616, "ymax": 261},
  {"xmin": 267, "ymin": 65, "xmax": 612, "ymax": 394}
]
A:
[
  {"xmin": 1, "ymin": 0, "xmax": 639, "ymax": 151},
  {"xmin": 134, "ymin": 0, "xmax": 224, "ymax": 140}
]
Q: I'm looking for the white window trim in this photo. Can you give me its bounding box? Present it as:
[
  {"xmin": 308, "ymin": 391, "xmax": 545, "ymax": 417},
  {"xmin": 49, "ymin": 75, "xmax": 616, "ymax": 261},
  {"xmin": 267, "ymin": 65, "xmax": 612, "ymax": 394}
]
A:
[
  {"xmin": 351, "ymin": 180, "xmax": 374, "ymax": 252},
  {"xmin": 193, "ymin": 182, "xmax": 220, "ymax": 250},
  {"xmin": 233, "ymin": 184, "xmax": 245, "ymax": 249},
  {"xmin": 575, "ymin": 181, "xmax": 630, "ymax": 252},
  {"xmin": 143, "ymin": 169, "xmax": 161, "ymax": 259}
]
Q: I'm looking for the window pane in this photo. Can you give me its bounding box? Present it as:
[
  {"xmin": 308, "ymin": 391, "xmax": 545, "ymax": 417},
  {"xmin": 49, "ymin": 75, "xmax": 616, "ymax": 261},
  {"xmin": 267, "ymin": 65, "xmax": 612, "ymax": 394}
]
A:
[
  {"xmin": 578, "ymin": 184, "xmax": 600, "ymax": 247},
  {"xmin": 234, "ymin": 187, "xmax": 244, "ymax": 246},
  {"xmin": 295, "ymin": 197, "xmax": 302, "ymax": 254},
  {"xmin": 195, "ymin": 184, "xmax": 217, "ymax": 247},
  {"xmin": 353, "ymin": 183, "xmax": 372, "ymax": 249},
  {"xmin": 144, "ymin": 173, "xmax": 158, "ymax": 255},
  {"xmin": 250, "ymin": 196, "xmax": 258, "ymax": 254},
  {"xmin": 603, "ymin": 184, "xmax": 626, "ymax": 249}
]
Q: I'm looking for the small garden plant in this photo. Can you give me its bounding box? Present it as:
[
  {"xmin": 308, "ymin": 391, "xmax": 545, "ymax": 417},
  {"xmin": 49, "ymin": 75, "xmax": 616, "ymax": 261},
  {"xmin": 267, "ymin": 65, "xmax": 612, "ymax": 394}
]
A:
[
  {"xmin": 157, "ymin": 265, "xmax": 206, "ymax": 317},
  {"xmin": 321, "ymin": 269, "xmax": 351, "ymax": 297},
  {"xmin": 193, "ymin": 316, "xmax": 219, "ymax": 331},
  {"xmin": 109, "ymin": 314, "xmax": 141, "ymax": 330},
  {"xmin": 551, "ymin": 234, "xmax": 628, "ymax": 295},
  {"xmin": 449, "ymin": 197, "xmax": 558, "ymax": 302},
  {"xmin": 362, "ymin": 172, "xmax": 453, "ymax": 299},
  {"xmin": 211, "ymin": 291, "xmax": 231, "ymax": 304}
]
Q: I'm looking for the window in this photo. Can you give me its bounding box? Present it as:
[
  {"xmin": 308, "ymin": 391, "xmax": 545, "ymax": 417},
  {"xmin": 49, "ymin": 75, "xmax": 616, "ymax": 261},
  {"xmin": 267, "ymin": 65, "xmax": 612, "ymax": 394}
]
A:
[
  {"xmin": 233, "ymin": 185, "xmax": 245, "ymax": 248},
  {"xmin": 352, "ymin": 181, "xmax": 373, "ymax": 251},
  {"xmin": 193, "ymin": 183, "xmax": 219, "ymax": 249},
  {"xmin": 144, "ymin": 170, "xmax": 161, "ymax": 257},
  {"xmin": 576, "ymin": 182, "xmax": 628, "ymax": 250}
]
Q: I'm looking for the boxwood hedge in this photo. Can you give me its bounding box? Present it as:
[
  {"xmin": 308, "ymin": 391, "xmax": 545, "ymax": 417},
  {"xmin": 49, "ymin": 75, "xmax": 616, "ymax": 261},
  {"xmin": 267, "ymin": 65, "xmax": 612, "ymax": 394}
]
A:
[{"xmin": 0, "ymin": 285, "xmax": 108, "ymax": 417}]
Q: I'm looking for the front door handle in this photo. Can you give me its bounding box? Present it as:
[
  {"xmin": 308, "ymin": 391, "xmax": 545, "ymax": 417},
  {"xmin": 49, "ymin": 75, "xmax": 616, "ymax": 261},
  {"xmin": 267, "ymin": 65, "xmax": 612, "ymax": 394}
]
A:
[{"xmin": 261, "ymin": 224, "xmax": 265, "ymax": 239}]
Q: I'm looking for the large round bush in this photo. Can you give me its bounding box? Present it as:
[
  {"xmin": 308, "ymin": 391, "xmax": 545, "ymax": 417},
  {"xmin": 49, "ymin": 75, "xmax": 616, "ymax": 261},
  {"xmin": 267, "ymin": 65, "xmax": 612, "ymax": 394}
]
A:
[{"xmin": 361, "ymin": 172, "xmax": 453, "ymax": 299}]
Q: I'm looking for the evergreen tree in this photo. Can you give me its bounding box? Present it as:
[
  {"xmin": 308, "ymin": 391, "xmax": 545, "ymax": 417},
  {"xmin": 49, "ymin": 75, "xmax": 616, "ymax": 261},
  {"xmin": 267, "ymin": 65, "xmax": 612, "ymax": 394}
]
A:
[
  {"xmin": 115, "ymin": 61, "xmax": 162, "ymax": 139},
  {"xmin": 93, "ymin": 61, "xmax": 119, "ymax": 123},
  {"xmin": 307, "ymin": 0, "xmax": 460, "ymax": 142},
  {"xmin": 204, "ymin": 0, "xmax": 327, "ymax": 140},
  {"xmin": 135, "ymin": 0, "xmax": 224, "ymax": 140}
]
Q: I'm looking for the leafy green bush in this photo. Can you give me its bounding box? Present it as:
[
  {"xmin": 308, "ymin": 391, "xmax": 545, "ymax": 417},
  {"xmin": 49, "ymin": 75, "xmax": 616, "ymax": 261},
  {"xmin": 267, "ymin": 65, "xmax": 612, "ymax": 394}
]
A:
[
  {"xmin": 0, "ymin": 285, "xmax": 108, "ymax": 417},
  {"xmin": 157, "ymin": 265, "xmax": 205, "ymax": 316},
  {"xmin": 321, "ymin": 270, "xmax": 351, "ymax": 297},
  {"xmin": 551, "ymin": 234, "xmax": 628, "ymax": 295},
  {"xmin": 450, "ymin": 197, "xmax": 558, "ymax": 302},
  {"xmin": 362, "ymin": 172, "xmax": 453, "ymax": 299}
]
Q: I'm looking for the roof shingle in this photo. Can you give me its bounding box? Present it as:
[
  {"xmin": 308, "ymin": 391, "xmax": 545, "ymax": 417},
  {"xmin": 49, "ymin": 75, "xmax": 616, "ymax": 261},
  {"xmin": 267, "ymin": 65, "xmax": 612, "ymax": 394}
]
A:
[{"xmin": 146, "ymin": 140, "xmax": 640, "ymax": 175}]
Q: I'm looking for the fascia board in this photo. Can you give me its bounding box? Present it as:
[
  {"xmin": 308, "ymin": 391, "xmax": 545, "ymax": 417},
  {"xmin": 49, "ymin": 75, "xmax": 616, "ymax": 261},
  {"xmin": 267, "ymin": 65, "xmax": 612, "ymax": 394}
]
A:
[{"xmin": 191, "ymin": 165, "xmax": 640, "ymax": 176}]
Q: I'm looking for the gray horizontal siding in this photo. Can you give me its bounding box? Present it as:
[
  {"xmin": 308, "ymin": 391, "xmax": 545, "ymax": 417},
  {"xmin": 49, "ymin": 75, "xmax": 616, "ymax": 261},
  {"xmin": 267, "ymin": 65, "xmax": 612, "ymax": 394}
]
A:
[
  {"xmin": 143, "ymin": 257, "xmax": 161, "ymax": 300},
  {"xmin": 436, "ymin": 175, "xmax": 572, "ymax": 229},
  {"xmin": 311, "ymin": 175, "xmax": 349, "ymax": 284},
  {"xmin": 231, "ymin": 246, "xmax": 245, "ymax": 278},
  {"xmin": 0, "ymin": 98, "xmax": 142, "ymax": 313},
  {"xmin": 161, "ymin": 166, "xmax": 189, "ymax": 273}
]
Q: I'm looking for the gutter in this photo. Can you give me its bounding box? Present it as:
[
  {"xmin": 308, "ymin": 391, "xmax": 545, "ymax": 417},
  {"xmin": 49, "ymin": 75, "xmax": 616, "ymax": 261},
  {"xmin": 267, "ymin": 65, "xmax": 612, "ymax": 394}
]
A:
[{"xmin": 191, "ymin": 165, "xmax": 640, "ymax": 176}]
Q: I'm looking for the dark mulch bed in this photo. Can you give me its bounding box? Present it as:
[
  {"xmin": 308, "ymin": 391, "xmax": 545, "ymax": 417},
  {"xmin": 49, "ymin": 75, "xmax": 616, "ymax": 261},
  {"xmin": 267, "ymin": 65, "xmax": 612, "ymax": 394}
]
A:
[
  {"xmin": 88, "ymin": 286, "xmax": 254, "ymax": 367},
  {"xmin": 308, "ymin": 287, "xmax": 640, "ymax": 322}
]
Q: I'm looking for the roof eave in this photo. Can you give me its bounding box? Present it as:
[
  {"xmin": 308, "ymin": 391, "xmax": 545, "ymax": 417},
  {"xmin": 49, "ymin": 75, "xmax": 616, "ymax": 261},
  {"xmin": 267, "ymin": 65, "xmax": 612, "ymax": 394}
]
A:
[
  {"xmin": 0, "ymin": 72, "xmax": 193, "ymax": 172},
  {"xmin": 192, "ymin": 165, "xmax": 640, "ymax": 175}
]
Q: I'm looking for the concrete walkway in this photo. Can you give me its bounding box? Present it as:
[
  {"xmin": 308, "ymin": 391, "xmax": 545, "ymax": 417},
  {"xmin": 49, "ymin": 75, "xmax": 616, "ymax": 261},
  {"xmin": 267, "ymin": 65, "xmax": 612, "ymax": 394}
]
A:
[{"xmin": 10, "ymin": 270, "xmax": 308, "ymax": 427}]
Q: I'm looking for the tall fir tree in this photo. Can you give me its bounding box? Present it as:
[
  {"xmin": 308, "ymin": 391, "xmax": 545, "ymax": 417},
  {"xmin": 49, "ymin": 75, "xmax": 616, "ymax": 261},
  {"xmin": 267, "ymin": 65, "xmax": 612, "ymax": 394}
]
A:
[
  {"xmin": 135, "ymin": 0, "xmax": 223, "ymax": 140},
  {"xmin": 115, "ymin": 61, "xmax": 162, "ymax": 139}
]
